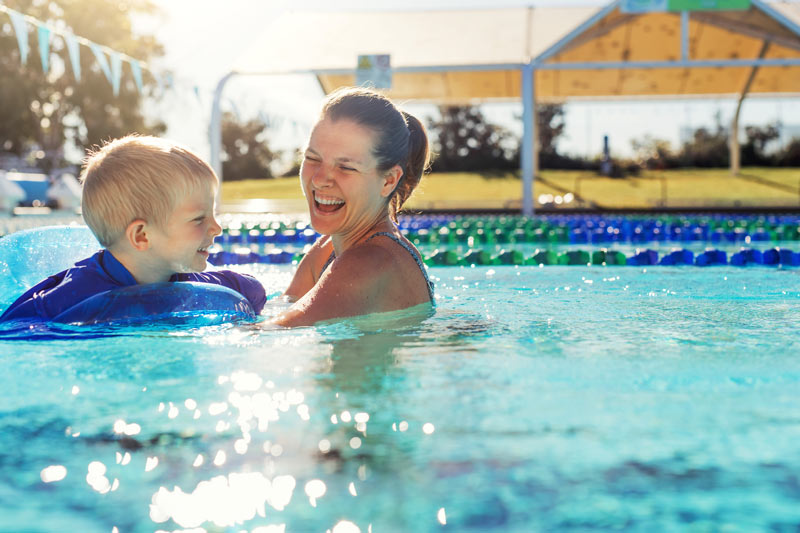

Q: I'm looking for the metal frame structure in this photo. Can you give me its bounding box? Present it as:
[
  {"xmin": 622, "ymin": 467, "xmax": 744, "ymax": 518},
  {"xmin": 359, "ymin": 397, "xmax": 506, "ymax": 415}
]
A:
[{"xmin": 210, "ymin": 0, "xmax": 800, "ymax": 216}]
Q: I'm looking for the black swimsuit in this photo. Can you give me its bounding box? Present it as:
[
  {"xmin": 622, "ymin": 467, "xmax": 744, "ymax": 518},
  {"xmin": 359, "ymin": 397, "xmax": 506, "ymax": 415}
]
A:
[{"xmin": 320, "ymin": 231, "xmax": 435, "ymax": 303}]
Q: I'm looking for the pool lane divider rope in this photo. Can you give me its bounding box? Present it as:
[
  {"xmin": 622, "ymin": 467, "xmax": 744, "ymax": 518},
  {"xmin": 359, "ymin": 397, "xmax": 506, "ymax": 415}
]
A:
[
  {"xmin": 208, "ymin": 247, "xmax": 800, "ymax": 268},
  {"xmin": 216, "ymin": 214, "xmax": 800, "ymax": 247}
]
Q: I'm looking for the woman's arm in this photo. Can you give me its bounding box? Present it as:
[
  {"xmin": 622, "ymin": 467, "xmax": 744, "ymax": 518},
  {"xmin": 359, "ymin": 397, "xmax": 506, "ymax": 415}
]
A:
[
  {"xmin": 273, "ymin": 244, "xmax": 392, "ymax": 327},
  {"xmin": 283, "ymin": 236, "xmax": 333, "ymax": 302}
]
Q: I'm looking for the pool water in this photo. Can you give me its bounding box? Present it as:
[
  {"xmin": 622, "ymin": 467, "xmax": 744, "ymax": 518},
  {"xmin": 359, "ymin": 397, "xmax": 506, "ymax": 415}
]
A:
[{"xmin": 2, "ymin": 259, "xmax": 800, "ymax": 532}]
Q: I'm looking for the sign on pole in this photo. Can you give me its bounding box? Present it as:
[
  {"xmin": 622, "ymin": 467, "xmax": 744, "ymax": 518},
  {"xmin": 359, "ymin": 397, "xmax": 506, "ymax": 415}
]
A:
[
  {"xmin": 621, "ymin": 0, "xmax": 750, "ymax": 12},
  {"xmin": 356, "ymin": 54, "xmax": 392, "ymax": 89},
  {"xmin": 621, "ymin": 0, "xmax": 667, "ymax": 12}
]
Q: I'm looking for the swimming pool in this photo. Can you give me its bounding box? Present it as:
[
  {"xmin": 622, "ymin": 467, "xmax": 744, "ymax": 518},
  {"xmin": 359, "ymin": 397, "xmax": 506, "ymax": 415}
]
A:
[{"xmin": 2, "ymin": 218, "xmax": 800, "ymax": 531}]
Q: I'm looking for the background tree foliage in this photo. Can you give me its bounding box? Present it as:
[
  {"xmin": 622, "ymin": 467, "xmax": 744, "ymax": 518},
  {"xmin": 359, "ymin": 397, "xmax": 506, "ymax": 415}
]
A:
[
  {"xmin": 536, "ymin": 103, "xmax": 592, "ymax": 170},
  {"xmin": 426, "ymin": 104, "xmax": 579, "ymax": 173},
  {"xmin": 741, "ymin": 123, "xmax": 780, "ymax": 166},
  {"xmin": 221, "ymin": 111, "xmax": 277, "ymax": 181},
  {"xmin": 535, "ymin": 103, "xmax": 565, "ymax": 160},
  {"xmin": 631, "ymin": 119, "xmax": 789, "ymax": 169},
  {"xmin": 0, "ymin": 0, "xmax": 165, "ymax": 171},
  {"xmin": 427, "ymin": 106, "xmax": 519, "ymax": 172}
]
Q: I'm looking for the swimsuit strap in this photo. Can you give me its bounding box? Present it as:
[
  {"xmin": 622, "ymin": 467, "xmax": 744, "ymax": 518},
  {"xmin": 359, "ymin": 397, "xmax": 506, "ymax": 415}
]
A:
[
  {"xmin": 320, "ymin": 251, "xmax": 336, "ymax": 276},
  {"xmin": 319, "ymin": 232, "xmax": 435, "ymax": 303},
  {"xmin": 365, "ymin": 232, "xmax": 435, "ymax": 302}
]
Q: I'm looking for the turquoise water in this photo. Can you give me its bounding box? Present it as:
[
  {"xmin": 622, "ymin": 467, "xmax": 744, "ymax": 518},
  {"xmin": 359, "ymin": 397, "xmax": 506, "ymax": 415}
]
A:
[{"xmin": 2, "ymin": 258, "xmax": 800, "ymax": 531}]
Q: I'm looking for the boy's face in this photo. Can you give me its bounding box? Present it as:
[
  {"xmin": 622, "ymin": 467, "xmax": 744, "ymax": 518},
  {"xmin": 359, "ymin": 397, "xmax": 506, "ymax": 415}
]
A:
[{"xmin": 146, "ymin": 182, "xmax": 221, "ymax": 281}]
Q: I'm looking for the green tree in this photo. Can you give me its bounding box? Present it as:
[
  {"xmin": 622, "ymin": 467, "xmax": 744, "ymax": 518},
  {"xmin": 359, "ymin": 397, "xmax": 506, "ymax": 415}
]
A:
[
  {"xmin": 631, "ymin": 135, "xmax": 677, "ymax": 169},
  {"xmin": 534, "ymin": 103, "xmax": 588, "ymax": 169},
  {"xmin": 426, "ymin": 103, "xmax": 582, "ymax": 173},
  {"xmin": 778, "ymin": 137, "xmax": 800, "ymax": 166},
  {"xmin": 427, "ymin": 106, "xmax": 519, "ymax": 172},
  {"xmin": 679, "ymin": 127, "xmax": 729, "ymax": 168},
  {"xmin": 0, "ymin": 0, "xmax": 165, "ymax": 171},
  {"xmin": 741, "ymin": 123, "xmax": 780, "ymax": 166},
  {"xmin": 221, "ymin": 112, "xmax": 278, "ymax": 181},
  {"xmin": 536, "ymin": 103, "xmax": 565, "ymax": 158}
]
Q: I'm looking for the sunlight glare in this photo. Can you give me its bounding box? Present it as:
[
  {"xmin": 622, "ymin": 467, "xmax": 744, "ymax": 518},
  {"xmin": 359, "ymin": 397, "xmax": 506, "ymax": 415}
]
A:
[
  {"xmin": 332, "ymin": 521, "xmax": 360, "ymax": 533},
  {"xmin": 86, "ymin": 461, "xmax": 110, "ymax": 493},
  {"xmin": 149, "ymin": 473, "xmax": 296, "ymax": 527},
  {"xmin": 305, "ymin": 479, "xmax": 326, "ymax": 507},
  {"xmin": 40, "ymin": 465, "xmax": 67, "ymax": 483},
  {"xmin": 145, "ymin": 456, "xmax": 159, "ymax": 472}
]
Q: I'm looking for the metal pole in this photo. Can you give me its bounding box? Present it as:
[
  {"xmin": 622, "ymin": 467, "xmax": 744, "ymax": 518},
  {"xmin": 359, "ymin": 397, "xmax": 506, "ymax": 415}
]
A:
[
  {"xmin": 681, "ymin": 11, "xmax": 689, "ymax": 61},
  {"xmin": 730, "ymin": 98, "xmax": 743, "ymax": 176},
  {"xmin": 521, "ymin": 62, "xmax": 535, "ymax": 217},
  {"xmin": 730, "ymin": 41, "xmax": 770, "ymax": 175},
  {"xmin": 209, "ymin": 72, "xmax": 236, "ymax": 208}
]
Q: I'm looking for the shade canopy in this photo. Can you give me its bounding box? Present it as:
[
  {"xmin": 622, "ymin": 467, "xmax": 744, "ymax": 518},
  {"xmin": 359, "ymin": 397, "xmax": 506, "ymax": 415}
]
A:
[
  {"xmin": 233, "ymin": 6, "xmax": 599, "ymax": 101},
  {"xmin": 232, "ymin": 1, "xmax": 800, "ymax": 101},
  {"xmin": 216, "ymin": 1, "xmax": 800, "ymax": 215}
]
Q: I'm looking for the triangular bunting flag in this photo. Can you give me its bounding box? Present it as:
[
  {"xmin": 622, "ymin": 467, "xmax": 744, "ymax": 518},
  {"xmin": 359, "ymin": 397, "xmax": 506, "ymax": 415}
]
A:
[
  {"xmin": 110, "ymin": 51, "xmax": 122, "ymax": 96},
  {"xmin": 65, "ymin": 33, "xmax": 81, "ymax": 82},
  {"xmin": 8, "ymin": 10, "xmax": 30, "ymax": 65},
  {"xmin": 37, "ymin": 25, "xmax": 51, "ymax": 74},
  {"xmin": 4, "ymin": 8, "xmax": 150, "ymax": 99},
  {"xmin": 89, "ymin": 42, "xmax": 112, "ymax": 84},
  {"xmin": 129, "ymin": 59, "xmax": 143, "ymax": 92}
]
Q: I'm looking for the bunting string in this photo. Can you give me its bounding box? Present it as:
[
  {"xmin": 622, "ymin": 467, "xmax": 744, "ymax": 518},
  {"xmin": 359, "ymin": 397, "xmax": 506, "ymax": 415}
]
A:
[
  {"xmin": 0, "ymin": 3, "xmax": 306, "ymax": 135},
  {"xmin": 0, "ymin": 2, "xmax": 156, "ymax": 94}
]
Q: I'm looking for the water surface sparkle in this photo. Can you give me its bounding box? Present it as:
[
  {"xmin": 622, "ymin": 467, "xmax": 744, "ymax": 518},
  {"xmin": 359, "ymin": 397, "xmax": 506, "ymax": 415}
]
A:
[{"xmin": 1, "ymin": 265, "xmax": 799, "ymax": 531}]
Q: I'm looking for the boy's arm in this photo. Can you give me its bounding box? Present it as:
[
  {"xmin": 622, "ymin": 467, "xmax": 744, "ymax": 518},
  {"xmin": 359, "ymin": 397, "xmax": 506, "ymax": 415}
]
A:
[
  {"xmin": 0, "ymin": 290, "xmax": 44, "ymax": 321},
  {"xmin": 175, "ymin": 271, "xmax": 267, "ymax": 314},
  {"xmin": 1, "ymin": 273, "xmax": 67, "ymax": 322}
]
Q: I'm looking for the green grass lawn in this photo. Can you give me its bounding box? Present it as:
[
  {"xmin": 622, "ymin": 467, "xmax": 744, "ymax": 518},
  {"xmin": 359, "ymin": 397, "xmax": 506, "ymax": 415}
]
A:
[{"xmin": 221, "ymin": 167, "xmax": 800, "ymax": 211}]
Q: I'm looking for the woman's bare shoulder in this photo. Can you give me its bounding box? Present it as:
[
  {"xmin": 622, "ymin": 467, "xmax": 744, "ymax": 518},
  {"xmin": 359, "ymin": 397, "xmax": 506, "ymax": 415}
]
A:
[
  {"xmin": 340, "ymin": 240, "xmax": 406, "ymax": 283},
  {"xmin": 283, "ymin": 235, "xmax": 334, "ymax": 300}
]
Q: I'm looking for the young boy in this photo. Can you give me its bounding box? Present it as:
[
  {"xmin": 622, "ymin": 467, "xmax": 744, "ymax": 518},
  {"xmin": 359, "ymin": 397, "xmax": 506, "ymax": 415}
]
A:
[{"xmin": 0, "ymin": 135, "xmax": 266, "ymax": 322}]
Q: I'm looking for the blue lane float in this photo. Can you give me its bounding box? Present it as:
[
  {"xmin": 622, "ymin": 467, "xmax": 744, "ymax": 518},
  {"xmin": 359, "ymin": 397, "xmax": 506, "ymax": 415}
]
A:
[
  {"xmin": 659, "ymin": 249, "xmax": 694, "ymax": 266},
  {"xmin": 780, "ymin": 248, "xmax": 800, "ymax": 266},
  {"xmin": 730, "ymin": 248, "xmax": 762, "ymax": 266},
  {"xmin": 627, "ymin": 249, "xmax": 659, "ymax": 266},
  {"xmin": 762, "ymin": 248, "xmax": 780, "ymax": 265},
  {"xmin": 207, "ymin": 250, "xmax": 296, "ymax": 266},
  {"xmin": 695, "ymin": 249, "xmax": 727, "ymax": 266}
]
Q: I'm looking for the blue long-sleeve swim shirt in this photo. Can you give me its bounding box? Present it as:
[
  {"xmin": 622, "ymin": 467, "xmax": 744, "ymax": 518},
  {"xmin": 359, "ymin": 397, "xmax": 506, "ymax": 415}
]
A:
[{"xmin": 0, "ymin": 250, "xmax": 266, "ymax": 322}]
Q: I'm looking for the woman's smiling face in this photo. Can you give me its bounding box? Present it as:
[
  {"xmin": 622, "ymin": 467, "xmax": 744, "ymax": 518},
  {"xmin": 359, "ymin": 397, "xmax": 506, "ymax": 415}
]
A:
[{"xmin": 300, "ymin": 117, "xmax": 399, "ymax": 237}]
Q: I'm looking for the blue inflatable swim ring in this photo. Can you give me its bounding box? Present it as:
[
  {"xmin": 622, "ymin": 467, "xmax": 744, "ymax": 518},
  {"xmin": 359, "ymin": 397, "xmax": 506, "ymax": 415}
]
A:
[
  {"xmin": 53, "ymin": 282, "xmax": 255, "ymax": 325},
  {"xmin": 0, "ymin": 225, "xmax": 100, "ymax": 308},
  {"xmin": 1, "ymin": 226, "xmax": 257, "ymax": 326}
]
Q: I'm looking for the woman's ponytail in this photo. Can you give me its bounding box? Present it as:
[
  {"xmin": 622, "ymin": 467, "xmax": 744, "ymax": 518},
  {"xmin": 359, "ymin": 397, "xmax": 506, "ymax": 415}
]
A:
[{"xmin": 389, "ymin": 112, "xmax": 430, "ymax": 222}]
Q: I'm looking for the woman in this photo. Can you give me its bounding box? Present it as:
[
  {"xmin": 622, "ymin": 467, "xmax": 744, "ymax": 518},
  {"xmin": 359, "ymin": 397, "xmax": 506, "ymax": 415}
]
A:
[{"xmin": 273, "ymin": 87, "xmax": 434, "ymax": 327}]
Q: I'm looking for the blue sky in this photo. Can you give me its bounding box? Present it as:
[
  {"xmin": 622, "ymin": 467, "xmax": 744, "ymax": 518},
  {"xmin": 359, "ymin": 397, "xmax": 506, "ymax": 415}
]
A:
[{"xmin": 143, "ymin": 0, "xmax": 800, "ymax": 164}]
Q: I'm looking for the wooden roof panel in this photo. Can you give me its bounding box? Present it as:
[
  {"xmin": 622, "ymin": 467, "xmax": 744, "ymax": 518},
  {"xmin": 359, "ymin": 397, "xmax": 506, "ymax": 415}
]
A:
[{"xmin": 241, "ymin": 3, "xmax": 800, "ymax": 101}]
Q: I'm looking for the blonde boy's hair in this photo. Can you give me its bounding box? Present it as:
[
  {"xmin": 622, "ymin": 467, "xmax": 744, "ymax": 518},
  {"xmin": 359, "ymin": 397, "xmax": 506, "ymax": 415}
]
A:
[{"xmin": 79, "ymin": 135, "xmax": 218, "ymax": 247}]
